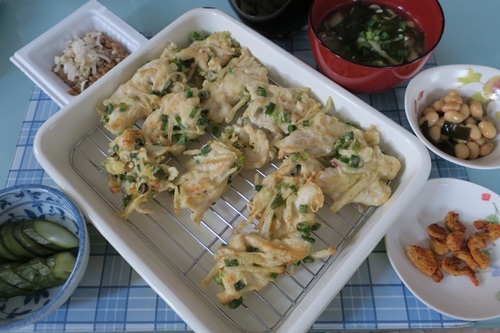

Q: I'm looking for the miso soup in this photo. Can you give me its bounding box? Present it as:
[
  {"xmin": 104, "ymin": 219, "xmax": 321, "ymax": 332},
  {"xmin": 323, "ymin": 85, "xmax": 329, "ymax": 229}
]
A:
[{"xmin": 318, "ymin": 2, "xmax": 424, "ymax": 67}]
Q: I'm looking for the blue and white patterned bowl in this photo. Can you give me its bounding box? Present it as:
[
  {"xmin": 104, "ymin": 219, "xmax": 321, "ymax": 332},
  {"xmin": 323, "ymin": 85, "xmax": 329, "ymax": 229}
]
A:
[{"xmin": 0, "ymin": 184, "xmax": 89, "ymax": 330}]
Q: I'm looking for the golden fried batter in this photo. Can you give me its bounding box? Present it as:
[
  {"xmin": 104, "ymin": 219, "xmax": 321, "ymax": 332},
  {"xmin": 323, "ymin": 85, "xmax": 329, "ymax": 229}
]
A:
[
  {"xmin": 442, "ymin": 256, "xmax": 479, "ymax": 286},
  {"xmin": 406, "ymin": 245, "xmax": 442, "ymax": 281},
  {"xmin": 474, "ymin": 220, "xmax": 500, "ymax": 242},
  {"xmin": 431, "ymin": 256, "xmax": 444, "ymax": 283},
  {"xmin": 453, "ymin": 249, "xmax": 479, "ymax": 271},
  {"xmin": 467, "ymin": 235, "xmax": 490, "ymax": 270},
  {"xmin": 445, "ymin": 231, "xmax": 466, "ymax": 251},
  {"xmin": 429, "ymin": 237, "xmax": 450, "ymax": 256},
  {"xmin": 427, "ymin": 223, "xmax": 448, "ymax": 240},
  {"xmin": 444, "ymin": 211, "xmax": 466, "ymax": 232}
]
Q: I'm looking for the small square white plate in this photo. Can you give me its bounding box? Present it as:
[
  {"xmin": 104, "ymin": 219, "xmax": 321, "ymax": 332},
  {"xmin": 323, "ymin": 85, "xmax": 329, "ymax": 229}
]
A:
[{"xmin": 10, "ymin": 0, "xmax": 148, "ymax": 107}]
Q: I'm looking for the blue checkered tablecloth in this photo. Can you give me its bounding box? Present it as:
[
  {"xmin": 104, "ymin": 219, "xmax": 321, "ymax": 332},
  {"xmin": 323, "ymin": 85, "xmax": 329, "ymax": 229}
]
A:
[{"xmin": 7, "ymin": 29, "xmax": 472, "ymax": 332}]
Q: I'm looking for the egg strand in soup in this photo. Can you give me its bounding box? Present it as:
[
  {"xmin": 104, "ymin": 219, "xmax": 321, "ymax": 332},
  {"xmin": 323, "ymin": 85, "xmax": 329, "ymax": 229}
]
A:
[{"xmin": 318, "ymin": 2, "xmax": 424, "ymax": 67}]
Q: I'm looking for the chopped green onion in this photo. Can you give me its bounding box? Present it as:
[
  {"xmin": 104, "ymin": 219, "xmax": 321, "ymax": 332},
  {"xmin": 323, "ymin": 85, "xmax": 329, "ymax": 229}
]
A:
[
  {"xmin": 122, "ymin": 194, "xmax": 132, "ymax": 208},
  {"xmin": 351, "ymin": 139, "xmax": 361, "ymax": 151},
  {"xmin": 301, "ymin": 235, "xmax": 316, "ymax": 243},
  {"xmin": 311, "ymin": 223, "xmax": 321, "ymax": 231},
  {"xmin": 302, "ymin": 256, "xmax": 315, "ymax": 264},
  {"xmin": 270, "ymin": 194, "xmax": 285, "ymax": 209},
  {"xmin": 270, "ymin": 273, "xmax": 279, "ymax": 280},
  {"xmin": 173, "ymin": 134, "xmax": 188, "ymax": 146},
  {"xmin": 340, "ymin": 131, "xmax": 354, "ymax": 144},
  {"xmin": 152, "ymin": 80, "xmax": 172, "ymax": 97},
  {"xmin": 290, "ymin": 185, "xmax": 298, "ymax": 193},
  {"xmin": 299, "ymin": 205, "xmax": 308, "ymax": 214},
  {"xmin": 283, "ymin": 113, "xmax": 292, "ymax": 123},
  {"xmin": 288, "ymin": 124, "xmax": 297, "ymax": 133},
  {"xmin": 264, "ymin": 102, "xmax": 276, "ymax": 115},
  {"xmin": 197, "ymin": 112, "xmax": 209, "ymax": 126},
  {"xmin": 397, "ymin": 49, "xmax": 408, "ymax": 57},
  {"xmin": 257, "ymin": 86, "xmax": 267, "ymax": 97},
  {"xmin": 212, "ymin": 125, "xmax": 221, "ymax": 138},
  {"xmin": 296, "ymin": 222, "xmax": 310, "ymax": 233},
  {"xmin": 199, "ymin": 90, "xmax": 210, "ymax": 101},
  {"xmin": 227, "ymin": 297, "xmax": 243, "ymax": 309},
  {"xmin": 246, "ymin": 246, "xmax": 259, "ymax": 252},
  {"xmin": 184, "ymin": 85, "xmax": 193, "ymax": 98},
  {"xmin": 160, "ymin": 115, "xmax": 169, "ymax": 131},
  {"xmin": 233, "ymin": 280, "xmax": 246, "ymax": 291},
  {"xmin": 214, "ymin": 273, "xmax": 223, "ymax": 285},
  {"xmin": 291, "ymin": 153, "xmax": 302, "ymax": 164},
  {"xmin": 201, "ymin": 145, "xmax": 212, "ymax": 155},
  {"xmin": 191, "ymin": 31, "xmax": 206, "ymax": 41},
  {"xmin": 254, "ymin": 185, "xmax": 262, "ymax": 192},
  {"xmin": 236, "ymin": 155, "xmax": 246, "ymax": 168},
  {"xmin": 224, "ymin": 259, "xmax": 239, "ymax": 267},
  {"xmin": 348, "ymin": 155, "xmax": 361, "ymax": 168},
  {"xmin": 189, "ymin": 105, "xmax": 200, "ymax": 118},
  {"xmin": 119, "ymin": 103, "xmax": 128, "ymax": 111},
  {"xmin": 104, "ymin": 104, "xmax": 114, "ymax": 115},
  {"xmin": 302, "ymin": 119, "xmax": 310, "ymax": 127},
  {"xmin": 134, "ymin": 137, "xmax": 144, "ymax": 146}
]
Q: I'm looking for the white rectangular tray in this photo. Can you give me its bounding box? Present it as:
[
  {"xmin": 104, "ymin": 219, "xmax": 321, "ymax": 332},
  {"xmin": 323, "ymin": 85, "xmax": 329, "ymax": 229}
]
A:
[
  {"xmin": 34, "ymin": 8, "xmax": 431, "ymax": 333},
  {"xmin": 10, "ymin": 0, "xmax": 147, "ymax": 107}
]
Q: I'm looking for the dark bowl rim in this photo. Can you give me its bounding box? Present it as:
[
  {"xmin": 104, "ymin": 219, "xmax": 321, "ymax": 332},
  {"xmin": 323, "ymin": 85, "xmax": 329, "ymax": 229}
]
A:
[
  {"xmin": 308, "ymin": 0, "xmax": 446, "ymax": 69},
  {"xmin": 0, "ymin": 184, "xmax": 88, "ymax": 331},
  {"xmin": 228, "ymin": 0, "xmax": 294, "ymax": 22}
]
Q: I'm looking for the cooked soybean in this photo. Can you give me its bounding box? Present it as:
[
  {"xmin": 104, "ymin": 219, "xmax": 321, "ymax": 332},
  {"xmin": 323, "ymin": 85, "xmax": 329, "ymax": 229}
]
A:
[{"xmin": 418, "ymin": 90, "xmax": 497, "ymax": 160}]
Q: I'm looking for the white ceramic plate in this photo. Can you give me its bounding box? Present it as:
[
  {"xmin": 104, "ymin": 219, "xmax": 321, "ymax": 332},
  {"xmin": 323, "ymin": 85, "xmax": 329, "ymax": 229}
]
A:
[
  {"xmin": 386, "ymin": 178, "xmax": 500, "ymax": 321},
  {"xmin": 33, "ymin": 8, "xmax": 431, "ymax": 333}
]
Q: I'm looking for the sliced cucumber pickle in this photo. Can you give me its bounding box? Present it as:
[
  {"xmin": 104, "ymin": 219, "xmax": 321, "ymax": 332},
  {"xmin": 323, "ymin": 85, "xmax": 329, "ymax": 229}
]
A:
[
  {"xmin": 46, "ymin": 251, "xmax": 76, "ymax": 281},
  {"xmin": 0, "ymin": 252, "xmax": 76, "ymax": 298},
  {"xmin": 0, "ymin": 262, "xmax": 38, "ymax": 291},
  {"xmin": 0, "ymin": 234, "xmax": 22, "ymax": 261},
  {"xmin": 1, "ymin": 223, "xmax": 36, "ymax": 259},
  {"xmin": 12, "ymin": 222, "xmax": 56, "ymax": 257},
  {"xmin": 21, "ymin": 220, "xmax": 79, "ymax": 251},
  {"xmin": 0, "ymin": 276, "xmax": 32, "ymax": 298}
]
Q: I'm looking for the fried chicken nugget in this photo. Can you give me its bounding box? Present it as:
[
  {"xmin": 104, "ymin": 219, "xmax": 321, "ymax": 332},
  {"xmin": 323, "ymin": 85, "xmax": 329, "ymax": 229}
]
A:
[
  {"xmin": 406, "ymin": 245, "xmax": 442, "ymax": 282},
  {"xmin": 444, "ymin": 211, "xmax": 466, "ymax": 232},
  {"xmin": 467, "ymin": 235, "xmax": 490, "ymax": 270},
  {"xmin": 429, "ymin": 237, "xmax": 450, "ymax": 256},
  {"xmin": 474, "ymin": 220, "xmax": 500, "ymax": 242},
  {"xmin": 453, "ymin": 249, "xmax": 479, "ymax": 271},
  {"xmin": 427, "ymin": 223, "xmax": 448, "ymax": 240},
  {"xmin": 445, "ymin": 231, "xmax": 466, "ymax": 251},
  {"xmin": 442, "ymin": 256, "xmax": 479, "ymax": 286}
]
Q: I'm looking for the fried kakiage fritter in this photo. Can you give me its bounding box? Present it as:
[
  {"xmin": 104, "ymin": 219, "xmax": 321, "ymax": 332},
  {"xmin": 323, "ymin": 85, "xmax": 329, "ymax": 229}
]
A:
[{"xmin": 99, "ymin": 31, "xmax": 402, "ymax": 308}]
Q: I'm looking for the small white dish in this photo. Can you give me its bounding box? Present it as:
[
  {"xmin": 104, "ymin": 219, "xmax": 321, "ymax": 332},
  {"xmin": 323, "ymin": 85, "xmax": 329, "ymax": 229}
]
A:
[
  {"xmin": 386, "ymin": 178, "xmax": 500, "ymax": 321},
  {"xmin": 405, "ymin": 64, "xmax": 500, "ymax": 169},
  {"xmin": 10, "ymin": 0, "xmax": 147, "ymax": 107}
]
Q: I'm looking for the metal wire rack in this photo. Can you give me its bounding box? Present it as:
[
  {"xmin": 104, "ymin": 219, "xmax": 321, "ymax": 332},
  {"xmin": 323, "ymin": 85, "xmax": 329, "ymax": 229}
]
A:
[{"xmin": 70, "ymin": 121, "xmax": 377, "ymax": 333}]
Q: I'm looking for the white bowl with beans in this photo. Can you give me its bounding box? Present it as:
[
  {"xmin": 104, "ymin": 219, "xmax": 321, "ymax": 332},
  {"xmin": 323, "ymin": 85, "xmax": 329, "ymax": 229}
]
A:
[{"xmin": 405, "ymin": 64, "xmax": 500, "ymax": 169}]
